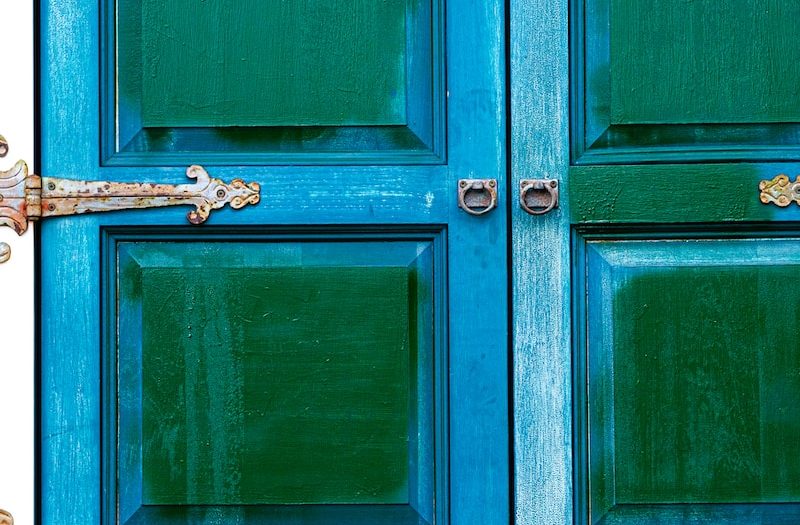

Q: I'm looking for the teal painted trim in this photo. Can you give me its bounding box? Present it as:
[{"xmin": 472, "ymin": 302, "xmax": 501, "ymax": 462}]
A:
[
  {"xmin": 105, "ymin": 126, "xmax": 444, "ymax": 167},
  {"xmin": 576, "ymin": 124, "xmax": 800, "ymax": 165},
  {"xmin": 41, "ymin": 0, "xmax": 104, "ymax": 521},
  {"xmin": 445, "ymin": 0, "xmax": 509, "ymax": 522},
  {"xmin": 511, "ymin": 0, "xmax": 572, "ymax": 523},
  {"xmin": 571, "ymin": 230, "xmax": 590, "ymax": 525},
  {"xmin": 125, "ymin": 504, "xmax": 434, "ymax": 524}
]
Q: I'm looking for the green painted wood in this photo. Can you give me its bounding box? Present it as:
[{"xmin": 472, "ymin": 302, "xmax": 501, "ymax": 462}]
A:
[
  {"xmin": 136, "ymin": 0, "xmax": 406, "ymax": 127},
  {"xmin": 109, "ymin": 0, "xmax": 445, "ymax": 165},
  {"xmin": 611, "ymin": 266, "xmax": 800, "ymax": 503},
  {"xmin": 125, "ymin": 504, "xmax": 431, "ymax": 525},
  {"xmin": 577, "ymin": 237, "xmax": 800, "ymax": 523},
  {"xmin": 113, "ymin": 237, "xmax": 442, "ymax": 521},
  {"xmin": 569, "ymin": 163, "xmax": 800, "ymax": 224},
  {"xmin": 573, "ymin": 0, "xmax": 800, "ymax": 164},
  {"xmin": 131, "ymin": 262, "xmax": 413, "ymax": 504},
  {"xmin": 141, "ymin": 268, "xmax": 409, "ymax": 504},
  {"xmin": 610, "ymin": 0, "xmax": 800, "ymax": 125},
  {"xmin": 595, "ymin": 503, "xmax": 800, "ymax": 524}
]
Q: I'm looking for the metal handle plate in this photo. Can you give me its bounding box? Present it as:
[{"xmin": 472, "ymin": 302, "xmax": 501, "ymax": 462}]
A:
[
  {"xmin": 0, "ymin": 136, "xmax": 261, "ymax": 263},
  {"xmin": 520, "ymin": 179, "xmax": 559, "ymax": 215},
  {"xmin": 457, "ymin": 179, "xmax": 498, "ymax": 216}
]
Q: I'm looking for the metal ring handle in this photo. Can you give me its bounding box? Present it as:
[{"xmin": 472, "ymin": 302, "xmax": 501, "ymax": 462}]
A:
[
  {"xmin": 457, "ymin": 179, "xmax": 498, "ymax": 216},
  {"xmin": 520, "ymin": 179, "xmax": 559, "ymax": 215}
]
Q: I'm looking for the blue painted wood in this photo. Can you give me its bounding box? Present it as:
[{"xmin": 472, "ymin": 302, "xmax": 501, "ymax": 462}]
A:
[
  {"xmin": 40, "ymin": 0, "xmax": 508, "ymax": 524},
  {"xmin": 511, "ymin": 1, "xmax": 573, "ymax": 525}
]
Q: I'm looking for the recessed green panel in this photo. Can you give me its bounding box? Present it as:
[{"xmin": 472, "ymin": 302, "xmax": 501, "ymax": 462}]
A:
[
  {"xmin": 138, "ymin": 0, "xmax": 407, "ymax": 127},
  {"xmin": 585, "ymin": 240, "xmax": 800, "ymax": 514},
  {"xmin": 610, "ymin": 0, "xmax": 800, "ymax": 124},
  {"xmin": 612, "ymin": 266, "xmax": 800, "ymax": 503},
  {"xmin": 139, "ymin": 264, "xmax": 412, "ymax": 505}
]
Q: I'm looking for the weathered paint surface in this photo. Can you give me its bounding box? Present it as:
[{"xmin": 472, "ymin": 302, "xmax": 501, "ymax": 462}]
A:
[
  {"xmin": 609, "ymin": 0, "xmax": 800, "ymax": 124},
  {"xmin": 42, "ymin": 0, "xmax": 508, "ymax": 524},
  {"xmin": 511, "ymin": 0, "xmax": 573, "ymax": 524},
  {"xmin": 134, "ymin": 262, "xmax": 415, "ymax": 504},
  {"xmin": 580, "ymin": 238, "xmax": 800, "ymax": 524},
  {"xmin": 518, "ymin": 0, "xmax": 800, "ymax": 524},
  {"xmin": 134, "ymin": 0, "xmax": 407, "ymax": 127}
]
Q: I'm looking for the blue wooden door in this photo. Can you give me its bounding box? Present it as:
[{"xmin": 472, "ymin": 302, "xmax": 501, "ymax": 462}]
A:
[
  {"xmin": 513, "ymin": 1, "xmax": 800, "ymax": 524},
  {"xmin": 39, "ymin": 1, "xmax": 508, "ymax": 523}
]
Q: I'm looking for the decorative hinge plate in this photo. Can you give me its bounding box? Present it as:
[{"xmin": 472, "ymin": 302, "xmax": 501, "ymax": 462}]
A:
[
  {"xmin": 0, "ymin": 135, "xmax": 260, "ymax": 262},
  {"xmin": 759, "ymin": 174, "xmax": 800, "ymax": 207},
  {"xmin": 1, "ymin": 161, "xmax": 260, "ymax": 235},
  {"xmin": 0, "ymin": 139, "xmax": 260, "ymax": 236}
]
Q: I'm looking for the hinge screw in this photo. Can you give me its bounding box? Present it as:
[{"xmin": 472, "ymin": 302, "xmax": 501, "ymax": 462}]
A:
[{"xmin": 47, "ymin": 182, "xmax": 56, "ymax": 191}]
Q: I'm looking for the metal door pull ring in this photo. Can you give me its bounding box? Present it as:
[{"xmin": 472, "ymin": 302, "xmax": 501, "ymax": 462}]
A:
[
  {"xmin": 520, "ymin": 179, "xmax": 559, "ymax": 215},
  {"xmin": 457, "ymin": 179, "xmax": 498, "ymax": 216}
]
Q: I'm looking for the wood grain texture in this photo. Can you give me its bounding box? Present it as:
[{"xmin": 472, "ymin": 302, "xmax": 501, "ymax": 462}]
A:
[
  {"xmin": 43, "ymin": 0, "xmax": 508, "ymax": 523},
  {"xmin": 511, "ymin": 0, "xmax": 573, "ymax": 524},
  {"xmin": 41, "ymin": 0, "xmax": 103, "ymax": 522},
  {"xmin": 575, "ymin": 234, "xmax": 800, "ymax": 523},
  {"xmin": 574, "ymin": 0, "xmax": 800, "ymax": 164},
  {"xmin": 570, "ymin": 163, "xmax": 800, "ymax": 224},
  {"xmin": 610, "ymin": 0, "xmax": 800, "ymax": 125},
  {"xmin": 113, "ymin": 240, "xmax": 439, "ymax": 507},
  {"xmin": 586, "ymin": 240, "xmax": 800, "ymax": 508},
  {"xmin": 446, "ymin": 0, "xmax": 509, "ymax": 524},
  {"xmin": 108, "ymin": 0, "xmax": 446, "ymax": 165},
  {"xmin": 137, "ymin": 0, "xmax": 406, "ymax": 127}
]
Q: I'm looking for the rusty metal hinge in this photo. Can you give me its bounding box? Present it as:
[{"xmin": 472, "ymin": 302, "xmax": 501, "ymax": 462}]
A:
[{"xmin": 0, "ymin": 136, "xmax": 260, "ymax": 263}]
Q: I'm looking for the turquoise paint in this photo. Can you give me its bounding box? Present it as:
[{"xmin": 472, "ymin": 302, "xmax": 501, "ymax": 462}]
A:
[{"xmin": 41, "ymin": 1, "xmax": 508, "ymax": 523}]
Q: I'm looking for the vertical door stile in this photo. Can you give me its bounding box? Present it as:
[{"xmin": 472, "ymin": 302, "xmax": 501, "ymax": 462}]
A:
[{"xmin": 511, "ymin": 0, "xmax": 573, "ymax": 523}]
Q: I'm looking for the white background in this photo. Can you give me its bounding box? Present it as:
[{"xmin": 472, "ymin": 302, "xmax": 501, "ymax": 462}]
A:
[{"xmin": 0, "ymin": 1, "xmax": 35, "ymax": 523}]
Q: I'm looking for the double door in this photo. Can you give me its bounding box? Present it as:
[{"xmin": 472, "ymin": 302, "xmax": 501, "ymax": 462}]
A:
[{"xmin": 35, "ymin": 0, "xmax": 800, "ymax": 523}]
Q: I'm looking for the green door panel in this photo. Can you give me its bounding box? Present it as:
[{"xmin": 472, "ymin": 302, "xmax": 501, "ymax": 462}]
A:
[
  {"xmin": 111, "ymin": 0, "xmax": 444, "ymax": 164},
  {"xmin": 575, "ymin": 235, "xmax": 800, "ymax": 523},
  {"xmin": 139, "ymin": 0, "xmax": 407, "ymax": 127},
  {"xmin": 114, "ymin": 239, "xmax": 442, "ymax": 522},
  {"xmin": 573, "ymin": 0, "xmax": 800, "ymax": 164},
  {"xmin": 609, "ymin": 0, "xmax": 800, "ymax": 125}
]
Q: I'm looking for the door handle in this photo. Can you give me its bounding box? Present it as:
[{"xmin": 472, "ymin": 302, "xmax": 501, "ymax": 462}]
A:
[
  {"xmin": 0, "ymin": 135, "xmax": 260, "ymax": 262},
  {"xmin": 457, "ymin": 179, "xmax": 498, "ymax": 216},
  {"xmin": 520, "ymin": 179, "xmax": 559, "ymax": 215}
]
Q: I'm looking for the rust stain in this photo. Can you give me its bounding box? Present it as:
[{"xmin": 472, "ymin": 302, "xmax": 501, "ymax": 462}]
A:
[{"xmin": 0, "ymin": 151, "xmax": 261, "ymax": 263}]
